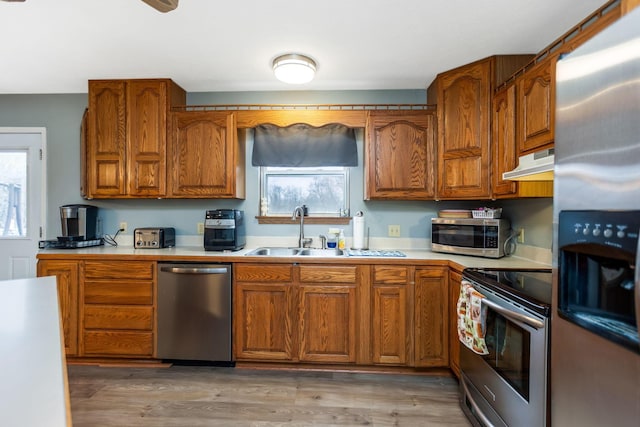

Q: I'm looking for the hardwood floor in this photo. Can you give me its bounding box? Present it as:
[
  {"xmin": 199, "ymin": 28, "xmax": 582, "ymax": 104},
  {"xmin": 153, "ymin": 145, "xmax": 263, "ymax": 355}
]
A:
[{"xmin": 67, "ymin": 364, "xmax": 471, "ymax": 426}]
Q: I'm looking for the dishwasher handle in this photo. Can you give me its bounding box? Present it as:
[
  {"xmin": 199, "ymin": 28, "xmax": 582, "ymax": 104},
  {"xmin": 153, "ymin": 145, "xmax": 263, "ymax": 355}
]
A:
[{"xmin": 160, "ymin": 266, "xmax": 229, "ymax": 275}]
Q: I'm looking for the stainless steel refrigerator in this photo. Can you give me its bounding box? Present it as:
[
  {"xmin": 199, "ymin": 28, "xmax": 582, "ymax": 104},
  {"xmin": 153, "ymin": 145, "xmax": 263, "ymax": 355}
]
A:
[{"xmin": 553, "ymin": 7, "xmax": 640, "ymax": 427}]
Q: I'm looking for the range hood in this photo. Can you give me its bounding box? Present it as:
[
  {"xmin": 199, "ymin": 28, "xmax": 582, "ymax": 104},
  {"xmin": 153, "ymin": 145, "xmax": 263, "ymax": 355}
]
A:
[{"xmin": 503, "ymin": 148, "xmax": 554, "ymax": 181}]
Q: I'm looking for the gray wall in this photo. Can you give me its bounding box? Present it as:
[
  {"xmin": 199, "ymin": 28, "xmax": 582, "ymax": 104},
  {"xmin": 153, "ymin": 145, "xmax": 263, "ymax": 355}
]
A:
[{"xmin": 0, "ymin": 91, "xmax": 552, "ymax": 250}]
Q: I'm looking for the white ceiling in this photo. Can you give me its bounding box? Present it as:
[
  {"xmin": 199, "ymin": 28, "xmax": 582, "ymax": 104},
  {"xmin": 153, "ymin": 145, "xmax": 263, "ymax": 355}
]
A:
[{"xmin": 0, "ymin": 0, "xmax": 609, "ymax": 94}]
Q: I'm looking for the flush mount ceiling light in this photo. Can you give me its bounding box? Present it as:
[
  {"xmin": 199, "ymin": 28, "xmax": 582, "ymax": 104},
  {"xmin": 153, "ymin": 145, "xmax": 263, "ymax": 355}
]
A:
[{"xmin": 272, "ymin": 54, "xmax": 317, "ymax": 84}]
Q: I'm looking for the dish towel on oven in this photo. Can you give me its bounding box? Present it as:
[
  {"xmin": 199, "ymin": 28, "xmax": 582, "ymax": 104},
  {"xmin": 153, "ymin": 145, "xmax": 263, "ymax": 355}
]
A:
[{"xmin": 457, "ymin": 282, "xmax": 489, "ymax": 355}]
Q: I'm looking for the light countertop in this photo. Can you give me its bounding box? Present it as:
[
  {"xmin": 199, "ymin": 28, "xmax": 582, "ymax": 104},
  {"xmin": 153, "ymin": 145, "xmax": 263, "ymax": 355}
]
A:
[
  {"xmin": 37, "ymin": 244, "xmax": 550, "ymax": 270},
  {"xmin": 0, "ymin": 276, "xmax": 71, "ymax": 427}
]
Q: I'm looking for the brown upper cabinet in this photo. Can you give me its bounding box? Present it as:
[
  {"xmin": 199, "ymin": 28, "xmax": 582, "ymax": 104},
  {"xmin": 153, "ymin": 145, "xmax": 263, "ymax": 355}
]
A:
[
  {"xmin": 364, "ymin": 109, "xmax": 436, "ymax": 200},
  {"xmin": 428, "ymin": 55, "xmax": 533, "ymax": 200},
  {"xmin": 84, "ymin": 79, "xmax": 186, "ymax": 198},
  {"xmin": 169, "ymin": 111, "xmax": 245, "ymax": 198},
  {"xmin": 516, "ymin": 58, "xmax": 555, "ymax": 155}
]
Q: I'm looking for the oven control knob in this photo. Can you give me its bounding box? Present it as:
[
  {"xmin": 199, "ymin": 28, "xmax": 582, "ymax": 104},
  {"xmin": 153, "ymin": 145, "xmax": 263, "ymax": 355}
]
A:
[
  {"xmin": 592, "ymin": 228, "xmax": 601, "ymax": 237},
  {"xmin": 604, "ymin": 228, "xmax": 613, "ymax": 238},
  {"xmin": 617, "ymin": 230, "xmax": 626, "ymax": 239},
  {"xmin": 583, "ymin": 224, "xmax": 590, "ymax": 235}
]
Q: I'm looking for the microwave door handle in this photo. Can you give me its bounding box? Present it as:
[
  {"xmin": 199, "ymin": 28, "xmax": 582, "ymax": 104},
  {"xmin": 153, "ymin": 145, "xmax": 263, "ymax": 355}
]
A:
[{"xmin": 481, "ymin": 298, "xmax": 545, "ymax": 330}]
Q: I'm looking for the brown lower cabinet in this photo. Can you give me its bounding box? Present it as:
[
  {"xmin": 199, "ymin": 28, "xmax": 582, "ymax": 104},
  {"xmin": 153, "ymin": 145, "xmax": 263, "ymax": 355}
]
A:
[
  {"xmin": 37, "ymin": 259, "xmax": 157, "ymax": 359},
  {"xmin": 235, "ymin": 262, "xmax": 449, "ymax": 369},
  {"xmin": 234, "ymin": 263, "xmax": 359, "ymax": 364},
  {"xmin": 38, "ymin": 257, "xmax": 451, "ymax": 370}
]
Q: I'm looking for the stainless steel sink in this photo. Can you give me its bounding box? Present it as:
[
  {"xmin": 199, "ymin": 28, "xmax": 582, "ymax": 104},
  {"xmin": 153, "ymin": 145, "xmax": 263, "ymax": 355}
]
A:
[
  {"xmin": 297, "ymin": 248, "xmax": 345, "ymax": 257},
  {"xmin": 245, "ymin": 247, "xmax": 345, "ymax": 257},
  {"xmin": 245, "ymin": 247, "xmax": 302, "ymax": 256}
]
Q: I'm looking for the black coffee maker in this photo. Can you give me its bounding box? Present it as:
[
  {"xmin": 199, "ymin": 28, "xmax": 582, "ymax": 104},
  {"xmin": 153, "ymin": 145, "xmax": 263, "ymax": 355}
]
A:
[{"xmin": 59, "ymin": 204, "xmax": 98, "ymax": 242}]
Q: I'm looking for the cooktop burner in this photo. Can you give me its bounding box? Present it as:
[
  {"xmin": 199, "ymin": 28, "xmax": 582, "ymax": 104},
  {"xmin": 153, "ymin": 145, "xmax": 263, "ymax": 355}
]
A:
[{"xmin": 463, "ymin": 268, "xmax": 552, "ymax": 315}]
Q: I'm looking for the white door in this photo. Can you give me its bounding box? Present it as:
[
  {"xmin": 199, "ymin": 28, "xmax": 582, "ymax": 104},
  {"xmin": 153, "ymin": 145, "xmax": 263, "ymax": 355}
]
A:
[{"xmin": 0, "ymin": 128, "xmax": 46, "ymax": 280}]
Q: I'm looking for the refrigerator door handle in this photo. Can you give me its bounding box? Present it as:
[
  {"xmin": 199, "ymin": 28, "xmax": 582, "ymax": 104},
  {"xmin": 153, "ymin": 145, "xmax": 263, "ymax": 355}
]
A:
[{"xmin": 635, "ymin": 229, "xmax": 640, "ymax": 346}]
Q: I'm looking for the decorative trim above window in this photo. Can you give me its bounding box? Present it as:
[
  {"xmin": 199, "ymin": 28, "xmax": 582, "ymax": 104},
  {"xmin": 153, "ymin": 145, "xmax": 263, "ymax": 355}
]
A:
[{"xmin": 252, "ymin": 123, "xmax": 358, "ymax": 167}]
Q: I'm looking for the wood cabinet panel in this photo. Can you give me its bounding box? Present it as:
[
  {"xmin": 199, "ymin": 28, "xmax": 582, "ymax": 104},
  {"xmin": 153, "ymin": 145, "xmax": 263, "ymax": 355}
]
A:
[
  {"xmin": 372, "ymin": 284, "xmax": 408, "ymax": 365},
  {"xmin": 517, "ymin": 59, "xmax": 554, "ymax": 154},
  {"xmin": 84, "ymin": 260, "xmax": 154, "ymax": 280},
  {"xmin": 126, "ymin": 80, "xmax": 168, "ymax": 196},
  {"xmin": 169, "ymin": 111, "xmax": 245, "ymax": 198},
  {"xmin": 37, "ymin": 260, "xmax": 80, "ymax": 356},
  {"xmin": 87, "ymin": 80, "xmax": 127, "ymax": 196},
  {"xmin": 414, "ymin": 268, "xmax": 449, "ymax": 367},
  {"xmin": 84, "ymin": 306, "xmax": 153, "ymax": 330},
  {"xmin": 235, "ymin": 264, "xmax": 293, "ymax": 282},
  {"xmin": 234, "ymin": 282, "xmax": 295, "ymax": 360},
  {"xmin": 299, "ymin": 265, "xmax": 357, "ymax": 283},
  {"xmin": 365, "ymin": 110, "xmax": 436, "ymax": 200},
  {"xmin": 299, "ymin": 285, "xmax": 357, "ymax": 363},
  {"xmin": 435, "ymin": 59, "xmax": 491, "ymax": 199},
  {"xmin": 84, "ymin": 282, "xmax": 153, "ymax": 305},
  {"xmin": 82, "ymin": 331, "xmax": 153, "ymax": 356},
  {"xmin": 372, "ymin": 265, "xmax": 408, "ymax": 284},
  {"xmin": 448, "ymin": 269, "xmax": 462, "ymax": 378}
]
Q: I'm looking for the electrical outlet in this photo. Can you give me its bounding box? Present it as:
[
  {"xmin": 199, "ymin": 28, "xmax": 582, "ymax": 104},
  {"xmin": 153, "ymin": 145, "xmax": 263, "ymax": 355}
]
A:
[
  {"xmin": 197, "ymin": 222, "xmax": 205, "ymax": 235},
  {"xmin": 388, "ymin": 224, "xmax": 401, "ymax": 237},
  {"xmin": 119, "ymin": 222, "xmax": 127, "ymax": 233},
  {"xmin": 518, "ymin": 228, "xmax": 525, "ymax": 244}
]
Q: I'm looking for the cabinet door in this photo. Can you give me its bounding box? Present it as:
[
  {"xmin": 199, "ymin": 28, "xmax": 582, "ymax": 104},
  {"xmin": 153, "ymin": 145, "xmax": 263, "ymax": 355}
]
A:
[
  {"xmin": 298, "ymin": 285, "xmax": 357, "ymax": 363},
  {"xmin": 37, "ymin": 260, "xmax": 80, "ymax": 356},
  {"xmin": 365, "ymin": 110, "xmax": 436, "ymax": 200},
  {"xmin": 170, "ymin": 111, "xmax": 243, "ymax": 198},
  {"xmin": 371, "ymin": 266, "xmax": 410, "ymax": 365},
  {"xmin": 517, "ymin": 58, "xmax": 554, "ymax": 154},
  {"xmin": 126, "ymin": 80, "xmax": 168, "ymax": 197},
  {"xmin": 414, "ymin": 267, "xmax": 449, "ymax": 367},
  {"xmin": 298, "ymin": 265, "xmax": 358, "ymax": 363},
  {"xmin": 436, "ymin": 59, "xmax": 491, "ymax": 199},
  {"xmin": 87, "ymin": 80, "xmax": 127, "ymax": 197},
  {"xmin": 492, "ymin": 84, "xmax": 518, "ymax": 197},
  {"xmin": 448, "ymin": 269, "xmax": 462, "ymax": 378},
  {"xmin": 234, "ymin": 264, "xmax": 296, "ymax": 361}
]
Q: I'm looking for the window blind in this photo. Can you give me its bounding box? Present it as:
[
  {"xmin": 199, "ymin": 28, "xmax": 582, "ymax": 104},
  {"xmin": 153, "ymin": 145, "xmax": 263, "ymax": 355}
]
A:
[{"xmin": 252, "ymin": 123, "xmax": 358, "ymax": 167}]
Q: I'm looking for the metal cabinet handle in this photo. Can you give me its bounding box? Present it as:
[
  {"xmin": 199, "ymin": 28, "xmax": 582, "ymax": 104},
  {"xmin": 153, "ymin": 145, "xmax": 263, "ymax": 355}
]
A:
[
  {"xmin": 460, "ymin": 377, "xmax": 496, "ymax": 427},
  {"xmin": 160, "ymin": 266, "xmax": 229, "ymax": 275}
]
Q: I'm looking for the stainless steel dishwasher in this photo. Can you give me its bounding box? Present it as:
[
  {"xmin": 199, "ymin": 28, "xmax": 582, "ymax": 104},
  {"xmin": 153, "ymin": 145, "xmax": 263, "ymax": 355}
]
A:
[{"xmin": 157, "ymin": 263, "xmax": 232, "ymax": 363}]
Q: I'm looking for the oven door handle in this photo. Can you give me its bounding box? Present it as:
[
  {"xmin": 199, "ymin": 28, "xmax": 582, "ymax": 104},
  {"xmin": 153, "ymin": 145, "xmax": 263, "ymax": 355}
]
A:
[
  {"xmin": 482, "ymin": 298, "xmax": 545, "ymax": 330},
  {"xmin": 460, "ymin": 377, "xmax": 497, "ymax": 427}
]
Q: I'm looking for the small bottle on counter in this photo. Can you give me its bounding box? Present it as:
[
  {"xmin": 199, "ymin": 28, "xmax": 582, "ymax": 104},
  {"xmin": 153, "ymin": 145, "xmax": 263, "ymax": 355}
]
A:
[{"xmin": 338, "ymin": 229, "xmax": 346, "ymax": 250}]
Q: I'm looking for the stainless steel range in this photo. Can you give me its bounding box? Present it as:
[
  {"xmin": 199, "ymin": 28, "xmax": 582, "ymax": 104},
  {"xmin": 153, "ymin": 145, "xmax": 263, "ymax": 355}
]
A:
[{"xmin": 459, "ymin": 268, "xmax": 552, "ymax": 427}]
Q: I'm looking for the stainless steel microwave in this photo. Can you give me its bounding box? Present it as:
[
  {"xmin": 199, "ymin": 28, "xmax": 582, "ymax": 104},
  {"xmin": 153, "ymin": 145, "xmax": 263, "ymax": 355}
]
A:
[{"xmin": 431, "ymin": 217, "xmax": 511, "ymax": 258}]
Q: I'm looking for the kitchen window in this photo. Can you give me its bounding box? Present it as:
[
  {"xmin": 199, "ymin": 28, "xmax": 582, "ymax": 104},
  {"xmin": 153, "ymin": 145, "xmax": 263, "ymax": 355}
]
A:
[{"xmin": 260, "ymin": 166, "xmax": 349, "ymax": 217}]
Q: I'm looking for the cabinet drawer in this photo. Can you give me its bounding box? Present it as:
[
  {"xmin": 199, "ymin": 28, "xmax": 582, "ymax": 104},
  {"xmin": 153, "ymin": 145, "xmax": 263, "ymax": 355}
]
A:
[
  {"xmin": 372, "ymin": 266, "xmax": 408, "ymax": 284},
  {"xmin": 83, "ymin": 331, "xmax": 153, "ymax": 356},
  {"xmin": 84, "ymin": 306, "xmax": 153, "ymax": 330},
  {"xmin": 84, "ymin": 261, "xmax": 154, "ymax": 280},
  {"xmin": 84, "ymin": 282, "xmax": 153, "ymax": 305},
  {"xmin": 235, "ymin": 264, "xmax": 293, "ymax": 282},
  {"xmin": 299, "ymin": 265, "xmax": 357, "ymax": 284}
]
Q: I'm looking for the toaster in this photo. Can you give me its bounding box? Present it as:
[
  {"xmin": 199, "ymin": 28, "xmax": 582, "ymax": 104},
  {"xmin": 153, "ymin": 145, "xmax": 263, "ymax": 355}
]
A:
[{"xmin": 134, "ymin": 227, "xmax": 176, "ymax": 249}]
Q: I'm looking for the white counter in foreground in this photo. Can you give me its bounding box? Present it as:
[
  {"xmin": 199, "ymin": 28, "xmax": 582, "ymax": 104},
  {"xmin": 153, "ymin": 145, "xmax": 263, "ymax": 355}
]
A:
[{"xmin": 0, "ymin": 276, "xmax": 71, "ymax": 427}]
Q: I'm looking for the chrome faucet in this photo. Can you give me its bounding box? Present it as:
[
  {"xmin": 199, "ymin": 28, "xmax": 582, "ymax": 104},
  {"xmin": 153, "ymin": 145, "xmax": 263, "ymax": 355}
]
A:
[{"xmin": 292, "ymin": 205, "xmax": 312, "ymax": 248}]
